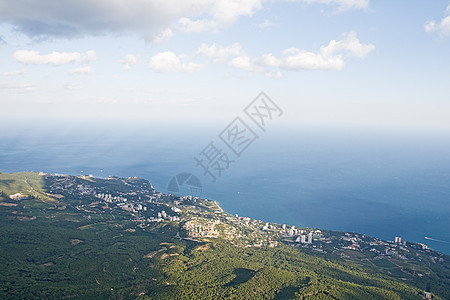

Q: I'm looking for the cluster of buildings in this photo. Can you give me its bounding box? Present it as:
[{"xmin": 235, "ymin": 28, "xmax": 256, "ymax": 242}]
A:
[
  {"xmin": 46, "ymin": 174, "xmax": 185, "ymax": 225},
  {"xmin": 223, "ymin": 216, "xmax": 277, "ymax": 247},
  {"xmin": 146, "ymin": 210, "xmax": 180, "ymax": 223},
  {"xmin": 183, "ymin": 219, "xmax": 220, "ymax": 238},
  {"xmin": 294, "ymin": 233, "xmax": 313, "ymax": 244},
  {"xmin": 337, "ymin": 233, "xmax": 415, "ymax": 258},
  {"xmin": 395, "ymin": 236, "xmax": 407, "ymax": 246},
  {"xmin": 96, "ymin": 193, "xmax": 128, "ymax": 203},
  {"xmin": 280, "ymin": 224, "xmax": 320, "ymax": 245},
  {"xmin": 418, "ymin": 243, "xmax": 429, "ymax": 250},
  {"xmin": 340, "ymin": 232, "xmax": 361, "ymax": 250},
  {"xmin": 76, "ymin": 184, "xmax": 95, "ymax": 195},
  {"xmin": 116, "ymin": 202, "xmax": 147, "ymax": 213},
  {"xmin": 158, "ymin": 210, "xmax": 180, "ymax": 222},
  {"xmin": 280, "ymin": 224, "xmax": 300, "ymax": 236}
]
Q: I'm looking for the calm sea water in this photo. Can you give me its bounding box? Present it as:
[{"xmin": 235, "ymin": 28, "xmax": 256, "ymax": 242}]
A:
[{"xmin": 1, "ymin": 121, "xmax": 449, "ymax": 254}]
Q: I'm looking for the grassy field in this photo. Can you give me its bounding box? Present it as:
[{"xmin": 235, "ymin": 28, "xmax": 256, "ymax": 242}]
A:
[{"xmin": 0, "ymin": 172, "xmax": 57, "ymax": 204}]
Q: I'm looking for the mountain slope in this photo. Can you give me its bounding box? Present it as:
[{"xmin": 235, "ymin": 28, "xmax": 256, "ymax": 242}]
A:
[{"xmin": 0, "ymin": 172, "xmax": 448, "ymax": 299}]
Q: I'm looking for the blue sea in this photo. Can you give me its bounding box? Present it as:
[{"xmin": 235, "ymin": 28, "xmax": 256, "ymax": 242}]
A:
[{"xmin": 1, "ymin": 121, "xmax": 449, "ymax": 254}]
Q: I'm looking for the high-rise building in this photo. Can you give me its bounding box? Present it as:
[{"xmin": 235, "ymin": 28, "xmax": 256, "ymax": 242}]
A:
[
  {"xmin": 308, "ymin": 232, "xmax": 313, "ymax": 244},
  {"xmin": 301, "ymin": 235, "xmax": 307, "ymax": 243}
]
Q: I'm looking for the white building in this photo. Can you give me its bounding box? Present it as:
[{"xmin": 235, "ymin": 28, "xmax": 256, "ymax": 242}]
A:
[
  {"xmin": 301, "ymin": 235, "xmax": 307, "ymax": 243},
  {"xmin": 171, "ymin": 207, "xmax": 181, "ymax": 213},
  {"xmin": 308, "ymin": 232, "xmax": 313, "ymax": 244}
]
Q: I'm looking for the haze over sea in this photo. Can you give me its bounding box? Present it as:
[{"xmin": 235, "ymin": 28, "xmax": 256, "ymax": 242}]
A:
[{"xmin": 1, "ymin": 121, "xmax": 449, "ymax": 254}]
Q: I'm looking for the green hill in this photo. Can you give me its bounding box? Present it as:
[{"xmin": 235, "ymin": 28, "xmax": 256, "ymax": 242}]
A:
[
  {"xmin": 0, "ymin": 172, "xmax": 57, "ymax": 204},
  {"xmin": 0, "ymin": 172, "xmax": 448, "ymax": 299}
]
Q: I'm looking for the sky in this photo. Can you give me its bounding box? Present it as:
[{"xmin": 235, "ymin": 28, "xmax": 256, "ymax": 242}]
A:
[{"xmin": 1, "ymin": 0, "xmax": 450, "ymax": 130}]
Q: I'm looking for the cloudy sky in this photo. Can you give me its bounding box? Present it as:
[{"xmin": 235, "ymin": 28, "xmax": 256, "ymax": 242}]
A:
[{"xmin": 1, "ymin": 0, "xmax": 450, "ymax": 129}]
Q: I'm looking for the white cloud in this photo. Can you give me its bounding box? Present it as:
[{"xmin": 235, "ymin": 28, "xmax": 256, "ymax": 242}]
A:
[
  {"xmin": 69, "ymin": 66, "xmax": 94, "ymax": 75},
  {"xmin": 256, "ymin": 53, "xmax": 281, "ymax": 67},
  {"xmin": 425, "ymin": 21, "xmax": 436, "ymax": 33},
  {"xmin": 153, "ymin": 28, "xmax": 174, "ymax": 44},
  {"xmin": 175, "ymin": 0, "xmax": 264, "ymax": 33},
  {"xmin": 0, "ymin": 0, "xmax": 264, "ymax": 41},
  {"xmin": 0, "ymin": 0, "xmax": 369, "ymax": 43},
  {"xmin": 197, "ymin": 43, "xmax": 243, "ymax": 59},
  {"xmin": 148, "ymin": 51, "xmax": 202, "ymax": 73},
  {"xmin": 318, "ymin": 31, "xmax": 375, "ymax": 58},
  {"xmin": 228, "ymin": 31, "xmax": 374, "ymax": 73},
  {"xmin": 265, "ymin": 71, "xmax": 283, "ymax": 78},
  {"xmin": 3, "ymin": 69, "xmax": 26, "ymax": 76},
  {"xmin": 119, "ymin": 54, "xmax": 139, "ymax": 71},
  {"xmin": 145, "ymin": 32, "xmax": 373, "ymax": 75},
  {"xmin": 279, "ymin": 32, "xmax": 373, "ymax": 70},
  {"xmin": 300, "ymin": 0, "xmax": 369, "ymax": 12},
  {"xmin": 281, "ymin": 50, "xmax": 345, "ymax": 70},
  {"xmin": 425, "ymin": 3, "xmax": 450, "ymax": 36},
  {"xmin": 214, "ymin": 0, "xmax": 264, "ymax": 23},
  {"xmin": 257, "ymin": 19, "xmax": 276, "ymax": 29},
  {"xmin": 14, "ymin": 50, "xmax": 96, "ymax": 65},
  {"xmin": 229, "ymin": 55, "xmax": 261, "ymax": 72},
  {"xmin": 178, "ymin": 0, "xmax": 263, "ymax": 33},
  {"xmin": 177, "ymin": 18, "xmax": 219, "ymax": 33},
  {"xmin": 0, "ymin": 81, "xmax": 36, "ymax": 92}
]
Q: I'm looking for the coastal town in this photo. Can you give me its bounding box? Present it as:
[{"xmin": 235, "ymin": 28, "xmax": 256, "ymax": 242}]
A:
[
  {"xmin": 1, "ymin": 172, "xmax": 447, "ymax": 299},
  {"xmin": 38, "ymin": 173, "xmax": 446, "ymax": 266}
]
